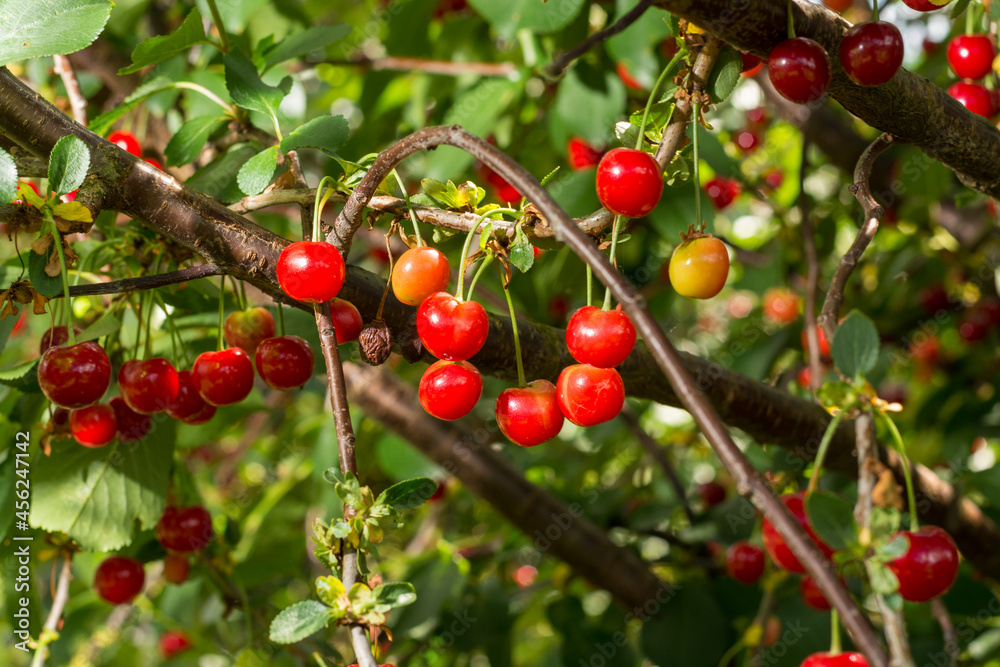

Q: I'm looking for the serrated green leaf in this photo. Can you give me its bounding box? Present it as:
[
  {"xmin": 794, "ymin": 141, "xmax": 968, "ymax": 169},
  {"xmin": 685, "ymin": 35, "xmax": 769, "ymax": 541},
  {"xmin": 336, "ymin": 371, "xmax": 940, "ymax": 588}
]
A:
[
  {"xmin": 0, "ymin": 359, "xmax": 40, "ymax": 393},
  {"xmin": 0, "ymin": 0, "xmax": 114, "ymax": 67},
  {"xmin": 509, "ymin": 226, "xmax": 534, "ymax": 273},
  {"xmin": 29, "ymin": 420, "xmax": 175, "ymax": 551},
  {"xmin": 376, "ymin": 477, "xmax": 437, "ymax": 510},
  {"xmin": 28, "ymin": 244, "xmax": 63, "ymax": 298},
  {"xmin": 224, "ymin": 52, "xmax": 291, "ymax": 119},
  {"xmin": 89, "ymin": 76, "xmax": 176, "ymax": 137},
  {"xmin": 48, "ymin": 135, "xmax": 90, "ymax": 197},
  {"xmin": 185, "ymin": 143, "xmax": 258, "ymax": 203},
  {"xmin": 315, "ymin": 575, "xmax": 345, "ymax": 606},
  {"xmin": 706, "ymin": 45, "xmax": 743, "ymax": 104},
  {"xmin": 279, "ymin": 114, "xmax": 349, "ymax": 155},
  {"xmin": 268, "ymin": 600, "xmax": 334, "ymax": 644},
  {"xmin": 237, "ymin": 146, "xmax": 279, "ymax": 197},
  {"xmin": 468, "ymin": 0, "xmax": 586, "ymax": 40},
  {"xmin": 877, "ymin": 533, "xmax": 910, "ymax": 561},
  {"xmin": 832, "ymin": 310, "xmax": 880, "ymax": 378},
  {"xmin": 805, "ymin": 491, "xmax": 858, "ymax": 551},
  {"xmin": 0, "ymin": 148, "xmax": 16, "ymax": 204},
  {"xmin": 951, "ymin": 0, "xmax": 972, "ymax": 19},
  {"xmin": 119, "ymin": 9, "xmax": 209, "ymax": 75},
  {"xmin": 263, "ymin": 24, "xmax": 351, "ymax": 70},
  {"xmin": 347, "ymin": 582, "xmax": 374, "ymax": 611},
  {"xmin": 373, "ymin": 581, "xmax": 417, "ymax": 608},
  {"xmin": 868, "ymin": 560, "xmax": 900, "ymax": 596},
  {"xmin": 164, "ymin": 115, "xmax": 226, "ymax": 167}
]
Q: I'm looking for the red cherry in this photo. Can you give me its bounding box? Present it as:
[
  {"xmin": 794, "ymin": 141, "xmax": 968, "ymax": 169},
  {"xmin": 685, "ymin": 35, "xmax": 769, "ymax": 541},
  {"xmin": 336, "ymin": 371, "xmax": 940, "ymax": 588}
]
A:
[
  {"xmin": 255, "ymin": 335, "xmax": 315, "ymax": 390},
  {"xmin": 725, "ymin": 542, "xmax": 766, "ymax": 584},
  {"xmin": 165, "ymin": 370, "xmax": 217, "ymax": 425},
  {"xmin": 768, "ymin": 38, "xmax": 831, "ymax": 103},
  {"xmin": 668, "ymin": 237, "xmax": 730, "ymax": 300},
  {"xmin": 697, "ymin": 481, "xmax": 727, "ymax": 508},
  {"xmin": 156, "ymin": 505, "xmax": 214, "ymax": 552},
  {"xmin": 947, "ymin": 34, "xmax": 996, "ymax": 80},
  {"xmin": 223, "ymin": 307, "xmax": 275, "ymax": 355},
  {"xmin": 513, "ymin": 564, "xmax": 538, "ymax": 588},
  {"xmin": 735, "ymin": 130, "xmax": 760, "ymax": 152},
  {"xmin": 886, "ymin": 525, "xmax": 960, "ymax": 602},
  {"xmin": 69, "ymin": 403, "xmax": 117, "ymax": 448},
  {"xmin": 801, "ymin": 652, "xmax": 870, "ymax": 666},
  {"xmin": 119, "ymin": 358, "xmax": 180, "ymax": 415},
  {"xmin": 485, "ymin": 169, "xmax": 522, "ymax": 203},
  {"xmin": 919, "ymin": 284, "xmax": 951, "ymax": 315},
  {"xmin": 902, "ymin": 0, "xmax": 952, "ymax": 11},
  {"xmin": 277, "ymin": 241, "xmax": 345, "ymax": 303},
  {"xmin": 330, "ymin": 297, "xmax": 363, "ymax": 344},
  {"xmin": 797, "ymin": 366, "xmax": 813, "ymax": 389},
  {"xmin": 740, "ymin": 52, "xmax": 763, "ymax": 76},
  {"xmin": 145, "ymin": 157, "xmax": 164, "ymax": 170},
  {"xmin": 595, "ymin": 148, "xmax": 663, "ymax": 218},
  {"xmin": 800, "ymin": 575, "xmax": 833, "ymax": 610},
  {"xmin": 763, "ymin": 169, "xmax": 784, "ymax": 190},
  {"xmin": 94, "ymin": 556, "xmax": 145, "ymax": 604},
  {"xmin": 50, "ymin": 406, "xmax": 70, "ymax": 428},
  {"xmin": 418, "ymin": 360, "xmax": 482, "ymax": 420},
  {"xmin": 948, "ymin": 82, "xmax": 996, "ymax": 117},
  {"xmin": 615, "ymin": 61, "xmax": 645, "ymax": 90},
  {"xmin": 496, "ymin": 379, "xmax": 564, "ymax": 447},
  {"xmin": 391, "ymin": 246, "xmax": 451, "ymax": 306},
  {"xmin": 567, "ymin": 137, "xmax": 605, "ymax": 170},
  {"xmin": 107, "ymin": 130, "xmax": 141, "ymax": 157},
  {"xmin": 746, "ymin": 107, "xmax": 767, "ymax": 127},
  {"xmin": 416, "ymin": 292, "xmax": 490, "ymax": 362},
  {"xmin": 110, "ymin": 396, "xmax": 152, "ymax": 442},
  {"xmin": 704, "ymin": 177, "xmax": 741, "ymax": 210},
  {"xmin": 760, "ymin": 492, "xmax": 836, "ymax": 573},
  {"xmin": 39, "ymin": 325, "xmax": 79, "ymax": 353},
  {"xmin": 556, "ymin": 364, "xmax": 625, "ymax": 427},
  {"xmin": 159, "ymin": 630, "xmax": 193, "ymax": 659},
  {"xmin": 565, "ymin": 305, "xmax": 636, "ymax": 368},
  {"xmin": 802, "ymin": 327, "xmax": 831, "ymax": 360},
  {"xmin": 839, "ymin": 21, "xmax": 904, "ymax": 87},
  {"xmin": 38, "ymin": 342, "xmax": 112, "ymax": 409},
  {"xmin": 191, "ymin": 348, "xmax": 255, "ymax": 406},
  {"xmin": 763, "ymin": 288, "xmax": 800, "ymax": 325},
  {"xmin": 162, "ymin": 553, "xmax": 190, "ymax": 585},
  {"xmin": 959, "ymin": 297, "xmax": 1000, "ymax": 342}
]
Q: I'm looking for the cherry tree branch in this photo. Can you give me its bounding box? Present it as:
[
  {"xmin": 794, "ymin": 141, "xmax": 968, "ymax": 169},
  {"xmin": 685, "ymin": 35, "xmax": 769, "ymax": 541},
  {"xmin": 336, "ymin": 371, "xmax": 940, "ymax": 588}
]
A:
[
  {"xmin": 50, "ymin": 264, "xmax": 222, "ymax": 298},
  {"xmin": 52, "ymin": 55, "xmax": 87, "ymax": 126},
  {"xmin": 31, "ymin": 552, "xmax": 73, "ymax": 667},
  {"xmin": 799, "ymin": 136, "xmax": 824, "ymax": 392},
  {"xmin": 324, "ymin": 56, "xmax": 516, "ymax": 78},
  {"xmin": 546, "ymin": 0, "xmax": 658, "ymax": 77}
]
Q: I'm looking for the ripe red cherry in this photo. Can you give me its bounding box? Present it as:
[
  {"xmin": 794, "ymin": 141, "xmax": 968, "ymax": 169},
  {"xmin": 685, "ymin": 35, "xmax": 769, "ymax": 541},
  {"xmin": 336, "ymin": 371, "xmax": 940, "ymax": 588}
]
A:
[
  {"xmin": 277, "ymin": 241, "xmax": 345, "ymax": 303},
  {"xmin": 802, "ymin": 327, "xmax": 831, "ymax": 360},
  {"xmin": 107, "ymin": 130, "xmax": 141, "ymax": 157},
  {"xmin": 958, "ymin": 297, "xmax": 1000, "ymax": 342},
  {"xmin": 697, "ymin": 481, "xmax": 727, "ymax": 508},
  {"xmin": 595, "ymin": 148, "xmax": 663, "ymax": 218},
  {"xmin": 38, "ymin": 341, "xmax": 112, "ymax": 409},
  {"xmin": 255, "ymin": 335, "xmax": 315, "ymax": 390},
  {"xmin": 565, "ymin": 305, "xmax": 636, "ymax": 368},
  {"xmin": 159, "ymin": 630, "xmax": 193, "ymax": 659},
  {"xmin": 110, "ymin": 396, "xmax": 152, "ymax": 442},
  {"xmin": 725, "ymin": 541, "xmax": 766, "ymax": 584},
  {"xmin": 763, "ymin": 288, "xmax": 800, "ymax": 325},
  {"xmin": 668, "ymin": 237, "xmax": 730, "ymax": 299},
  {"xmin": 330, "ymin": 297, "xmax": 363, "ymax": 344},
  {"xmin": 768, "ymin": 38, "xmax": 831, "ymax": 103},
  {"xmin": 567, "ymin": 137, "xmax": 605, "ymax": 170},
  {"xmin": 801, "ymin": 652, "xmax": 870, "ymax": 667},
  {"xmin": 886, "ymin": 525, "xmax": 960, "ymax": 602},
  {"xmin": 496, "ymin": 379, "xmax": 565, "ymax": 446},
  {"xmin": 94, "ymin": 555, "xmax": 145, "ymax": 604},
  {"xmin": 119, "ymin": 357, "xmax": 180, "ymax": 414},
  {"xmin": 704, "ymin": 177, "xmax": 741, "ymax": 210},
  {"xmin": 417, "ymin": 292, "xmax": 489, "ymax": 361},
  {"xmin": 948, "ymin": 82, "xmax": 996, "ymax": 117},
  {"xmin": 556, "ymin": 364, "xmax": 625, "ymax": 427},
  {"xmin": 902, "ymin": 0, "xmax": 952, "ymax": 11},
  {"xmin": 223, "ymin": 307, "xmax": 275, "ymax": 355},
  {"xmin": 616, "ymin": 61, "xmax": 645, "ymax": 90},
  {"xmin": 947, "ymin": 34, "xmax": 996, "ymax": 80},
  {"xmin": 156, "ymin": 505, "xmax": 214, "ymax": 552},
  {"xmin": 482, "ymin": 166, "xmax": 522, "ymax": 203},
  {"xmin": 191, "ymin": 348, "xmax": 255, "ymax": 406},
  {"xmin": 839, "ymin": 21, "xmax": 904, "ymax": 87},
  {"xmin": 760, "ymin": 492, "xmax": 836, "ymax": 573},
  {"xmin": 391, "ymin": 246, "xmax": 451, "ymax": 306},
  {"xmin": 163, "ymin": 553, "xmax": 190, "ymax": 585},
  {"xmin": 800, "ymin": 575, "xmax": 833, "ymax": 610},
  {"xmin": 69, "ymin": 403, "xmax": 118, "ymax": 448},
  {"xmin": 418, "ymin": 360, "xmax": 482, "ymax": 420},
  {"xmin": 740, "ymin": 52, "xmax": 763, "ymax": 76},
  {"xmin": 165, "ymin": 370, "xmax": 216, "ymax": 425},
  {"xmin": 39, "ymin": 325, "xmax": 79, "ymax": 353}
]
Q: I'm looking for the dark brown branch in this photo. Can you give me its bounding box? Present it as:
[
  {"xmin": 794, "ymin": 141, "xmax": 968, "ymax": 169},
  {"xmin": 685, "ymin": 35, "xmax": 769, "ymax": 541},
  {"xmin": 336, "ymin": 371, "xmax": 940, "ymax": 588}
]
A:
[
  {"xmin": 546, "ymin": 0, "xmax": 657, "ymax": 77},
  {"xmin": 51, "ymin": 264, "xmax": 221, "ymax": 298},
  {"xmin": 325, "ymin": 56, "xmax": 517, "ymax": 78},
  {"xmin": 620, "ymin": 408, "xmax": 696, "ymax": 524},
  {"xmin": 52, "ymin": 55, "xmax": 87, "ymax": 126}
]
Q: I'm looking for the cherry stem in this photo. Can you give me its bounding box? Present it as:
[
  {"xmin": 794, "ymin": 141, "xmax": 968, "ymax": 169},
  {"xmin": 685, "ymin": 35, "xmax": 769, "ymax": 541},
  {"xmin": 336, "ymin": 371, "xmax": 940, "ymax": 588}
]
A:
[
  {"xmin": 830, "ymin": 609, "xmax": 842, "ymax": 655},
  {"xmin": 878, "ymin": 410, "xmax": 919, "ymax": 530},
  {"xmin": 692, "ymin": 101, "xmax": 704, "ymax": 231},
  {"xmin": 634, "ymin": 47, "xmax": 688, "ymax": 151},
  {"xmin": 155, "ymin": 291, "xmax": 190, "ymax": 368},
  {"xmin": 276, "ymin": 301, "xmax": 285, "ymax": 337},
  {"xmin": 602, "ymin": 214, "xmax": 625, "ymax": 311},
  {"xmin": 239, "ymin": 280, "xmax": 247, "ymax": 312},
  {"xmin": 805, "ymin": 410, "xmax": 844, "ymax": 495},
  {"xmin": 466, "ymin": 253, "xmax": 493, "ymax": 303},
  {"xmin": 311, "ymin": 176, "xmax": 337, "ymax": 244},
  {"xmin": 715, "ymin": 638, "xmax": 746, "ymax": 667},
  {"xmin": 586, "ymin": 263, "xmax": 593, "ymax": 307},
  {"xmin": 965, "ymin": 2, "xmax": 974, "ymax": 35},
  {"xmin": 456, "ymin": 208, "xmax": 515, "ymax": 300},
  {"xmin": 499, "ymin": 263, "xmax": 526, "ymax": 387},
  {"xmin": 871, "ymin": 0, "xmax": 879, "ymax": 23},
  {"xmin": 391, "ymin": 169, "xmax": 423, "ymax": 247},
  {"xmin": 787, "ymin": 0, "xmax": 795, "ymax": 39},
  {"xmin": 44, "ymin": 211, "xmax": 76, "ymax": 346},
  {"xmin": 217, "ymin": 274, "xmax": 226, "ymax": 351}
]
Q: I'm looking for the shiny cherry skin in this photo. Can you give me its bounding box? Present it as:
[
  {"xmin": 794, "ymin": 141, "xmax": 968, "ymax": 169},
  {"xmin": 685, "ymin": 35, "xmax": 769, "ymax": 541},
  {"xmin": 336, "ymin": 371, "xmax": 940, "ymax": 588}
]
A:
[
  {"xmin": 156, "ymin": 505, "xmax": 214, "ymax": 552},
  {"xmin": 763, "ymin": 288, "xmax": 800, "ymax": 325},
  {"xmin": 740, "ymin": 52, "xmax": 763, "ymax": 76},
  {"xmin": 948, "ymin": 82, "xmax": 996, "ymax": 117},
  {"xmin": 567, "ymin": 136, "xmax": 605, "ymax": 171},
  {"xmin": 802, "ymin": 327, "xmax": 832, "ymax": 360},
  {"xmin": 698, "ymin": 481, "xmax": 727, "ymax": 508},
  {"xmin": 801, "ymin": 652, "xmax": 870, "ymax": 667},
  {"xmin": 223, "ymin": 307, "xmax": 275, "ymax": 355},
  {"xmin": 566, "ymin": 305, "xmax": 636, "ymax": 368},
  {"xmin": 39, "ymin": 325, "xmax": 79, "ymax": 353},
  {"xmin": 886, "ymin": 525, "xmax": 960, "ymax": 602},
  {"xmin": 668, "ymin": 237, "xmax": 730, "ymax": 300},
  {"xmin": 902, "ymin": 0, "xmax": 952, "ymax": 11},
  {"xmin": 119, "ymin": 357, "xmax": 180, "ymax": 415},
  {"xmin": 839, "ymin": 21, "xmax": 904, "ymax": 87},
  {"xmin": 110, "ymin": 396, "xmax": 152, "ymax": 442},
  {"xmin": 725, "ymin": 541, "xmax": 766, "ymax": 584},
  {"xmin": 94, "ymin": 555, "xmax": 145, "ymax": 604},
  {"xmin": 495, "ymin": 379, "xmax": 564, "ymax": 447},
  {"xmin": 556, "ymin": 364, "xmax": 625, "ymax": 427},
  {"xmin": 162, "ymin": 553, "xmax": 190, "ymax": 585},
  {"xmin": 330, "ymin": 297, "xmax": 363, "ymax": 344},
  {"xmin": 705, "ymin": 177, "xmax": 741, "ymax": 210},
  {"xmin": 800, "ymin": 575, "xmax": 833, "ymax": 610},
  {"xmin": 768, "ymin": 37, "xmax": 831, "ymax": 103},
  {"xmin": 418, "ymin": 360, "xmax": 482, "ymax": 421},
  {"xmin": 277, "ymin": 241, "xmax": 345, "ymax": 303},
  {"xmin": 159, "ymin": 630, "xmax": 193, "ymax": 659},
  {"xmin": 417, "ymin": 292, "xmax": 489, "ymax": 361},
  {"xmin": 255, "ymin": 335, "xmax": 315, "ymax": 391},
  {"xmin": 760, "ymin": 492, "xmax": 836, "ymax": 573},
  {"xmin": 947, "ymin": 34, "xmax": 996, "ymax": 80},
  {"xmin": 595, "ymin": 148, "xmax": 663, "ymax": 218},
  {"xmin": 191, "ymin": 348, "xmax": 255, "ymax": 406},
  {"xmin": 69, "ymin": 403, "xmax": 117, "ymax": 448},
  {"xmin": 165, "ymin": 370, "xmax": 216, "ymax": 425},
  {"xmin": 107, "ymin": 130, "xmax": 141, "ymax": 157},
  {"xmin": 391, "ymin": 246, "xmax": 451, "ymax": 306},
  {"xmin": 38, "ymin": 342, "xmax": 112, "ymax": 409}
]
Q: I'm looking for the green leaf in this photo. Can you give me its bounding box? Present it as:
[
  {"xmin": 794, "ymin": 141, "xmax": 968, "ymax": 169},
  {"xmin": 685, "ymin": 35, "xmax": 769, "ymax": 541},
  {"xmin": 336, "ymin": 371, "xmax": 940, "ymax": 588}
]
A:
[
  {"xmin": 29, "ymin": 420, "xmax": 176, "ymax": 551},
  {"xmin": 119, "ymin": 9, "xmax": 209, "ymax": 75},
  {"xmin": 77, "ymin": 313, "xmax": 121, "ymax": 343},
  {"xmin": 279, "ymin": 114, "xmax": 349, "ymax": 155},
  {"xmin": 347, "ymin": 582, "xmax": 375, "ymax": 611},
  {"xmin": 509, "ymin": 225, "xmax": 534, "ymax": 273},
  {"xmin": 373, "ymin": 581, "xmax": 417, "ymax": 609},
  {"xmin": 268, "ymin": 600, "xmax": 334, "ymax": 644},
  {"xmin": 224, "ymin": 53, "xmax": 292, "ymax": 119},
  {"xmin": 876, "ymin": 533, "xmax": 910, "ymax": 561},
  {"xmin": 951, "ymin": 0, "xmax": 972, "ymax": 19},
  {"xmin": 377, "ymin": 477, "xmax": 438, "ymax": 510},
  {"xmin": 0, "ymin": 0, "xmax": 114, "ymax": 67},
  {"xmin": 263, "ymin": 24, "xmax": 351, "ymax": 70},
  {"xmin": 805, "ymin": 491, "xmax": 858, "ymax": 551},
  {"xmin": 869, "ymin": 507, "xmax": 902, "ymax": 542},
  {"xmin": 315, "ymin": 575, "xmax": 345, "ymax": 607},
  {"xmin": 0, "ymin": 359, "xmax": 40, "ymax": 393},
  {"xmin": 0, "ymin": 147, "xmax": 16, "ymax": 204},
  {"xmin": 468, "ymin": 0, "xmax": 586, "ymax": 40},
  {"xmin": 706, "ymin": 45, "xmax": 743, "ymax": 104},
  {"xmin": 237, "ymin": 146, "xmax": 280, "ymax": 197},
  {"xmin": 28, "ymin": 245, "xmax": 63, "ymax": 298},
  {"xmin": 185, "ymin": 143, "xmax": 258, "ymax": 203},
  {"xmin": 164, "ymin": 115, "xmax": 226, "ymax": 167},
  {"xmin": 868, "ymin": 560, "xmax": 900, "ymax": 596},
  {"xmin": 831, "ymin": 309, "xmax": 880, "ymax": 378},
  {"xmin": 641, "ymin": 580, "xmax": 729, "ymax": 667},
  {"xmin": 88, "ymin": 76, "xmax": 176, "ymax": 137},
  {"xmin": 48, "ymin": 135, "xmax": 90, "ymax": 197}
]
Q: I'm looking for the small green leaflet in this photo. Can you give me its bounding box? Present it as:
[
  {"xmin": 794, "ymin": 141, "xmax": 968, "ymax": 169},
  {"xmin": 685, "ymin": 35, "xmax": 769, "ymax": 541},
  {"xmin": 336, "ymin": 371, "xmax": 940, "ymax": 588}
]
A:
[
  {"xmin": 224, "ymin": 53, "xmax": 292, "ymax": 120},
  {"xmin": 262, "ymin": 24, "xmax": 351, "ymax": 71},
  {"xmin": 119, "ymin": 9, "xmax": 210, "ymax": 75},
  {"xmin": 509, "ymin": 225, "xmax": 534, "ymax": 273},
  {"xmin": 280, "ymin": 114, "xmax": 350, "ymax": 155},
  {"xmin": 0, "ymin": 147, "xmax": 16, "ymax": 204},
  {"xmin": 373, "ymin": 581, "xmax": 417, "ymax": 608},
  {"xmin": 28, "ymin": 247, "xmax": 63, "ymax": 298},
  {"xmin": 48, "ymin": 134, "xmax": 90, "ymax": 196},
  {"xmin": 805, "ymin": 491, "xmax": 858, "ymax": 551},
  {"xmin": 831, "ymin": 309, "xmax": 880, "ymax": 378},
  {"xmin": 706, "ymin": 46, "xmax": 743, "ymax": 104},
  {"xmin": 376, "ymin": 478, "xmax": 438, "ymax": 510},
  {"xmin": 0, "ymin": 0, "xmax": 114, "ymax": 67},
  {"xmin": 165, "ymin": 116, "xmax": 227, "ymax": 167},
  {"xmin": 951, "ymin": 0, "xmax": 972, "ymax": 20},
  {"xmin": 268, "ymin": 600, "xmax": 336, "ymax": 644},
  {"xmin": 237, "ymin": 145, "xmax": 280, "ymax": 197}
]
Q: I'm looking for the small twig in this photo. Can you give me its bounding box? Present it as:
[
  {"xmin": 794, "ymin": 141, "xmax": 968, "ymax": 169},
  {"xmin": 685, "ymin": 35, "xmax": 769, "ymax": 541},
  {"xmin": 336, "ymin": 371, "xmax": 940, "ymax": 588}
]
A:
[
  {"xmin": 620, "ymin": 407, "xmax": 696, "ymax": 524},
  {"xmin": 31, "ymin": 552, "xmax": 73, "ymax": 667},
  {"xmin": 546, "ymin": 0, "xmax": 657, "ymax": 77},
  {"xmin": 326, "ymin": 55, "xmax": 517, "ymax": 77},
  {"xmin": 49, "ymin": 264, "xmax": 221, "ymax": 298},
  {"xmin": 799, "ymin": 135, "xmax": 823, "ymax": 393},
  {"xmin": 52, "ymin": 55, "xmax": 87, "ymax": 126},
  {"xmin": 930, "ymin": 598, "xmax": 959, "ymax": 667}
]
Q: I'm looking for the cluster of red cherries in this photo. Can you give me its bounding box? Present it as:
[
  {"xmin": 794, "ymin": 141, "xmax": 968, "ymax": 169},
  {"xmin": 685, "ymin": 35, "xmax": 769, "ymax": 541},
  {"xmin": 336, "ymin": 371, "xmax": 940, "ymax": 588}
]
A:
[
  {"xmin": 107, "ymin": 129, "xmax": 165, "ymax": 170},
  {"xmin": 944, "ymin": 31, "xmax": 998, "ymax": 118}
]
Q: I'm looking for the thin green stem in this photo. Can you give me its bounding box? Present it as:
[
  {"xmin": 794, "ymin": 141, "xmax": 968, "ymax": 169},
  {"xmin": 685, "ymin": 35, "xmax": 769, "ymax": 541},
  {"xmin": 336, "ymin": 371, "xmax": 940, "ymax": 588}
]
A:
[
  {"xmin": 602, "ymin": 214, "xmax": 625, "ymax": 310},
  {"xmin": 806, "ymin": 411, "xmax": 844, "ymax": 494},
  {"xmin": 830, "ymin": 609, "xmax": 842, "ymax": 655},
  {"xmin": 457, "ymin": 208, "xmax": 516, "ymax": 300},
  {"xmin": 217, "ymin": 275, "xmax": 226, "ymax": 351},
  {"xmin": 155, "ymin": 292, "xmax": 190, "ymax": 368},
  {"xmin": 205, "ymin": 0, "xmax": 230, "ymax": 53},
  {"xmin": 172, "ymin": 82, "xmax": 232, "ymax": 114},
  {"xmin": 716, "ymin": 638, "xmax": 746, "ymax": 667},
  {"xmin": 635, "ymin": 48, "xmax": 688, "ymax": 151},
  {"xmin": 879, "ymin": 410, "xmax": 919, "ymax": 529},
  {"xmin": 132, "ymin": 294, "xmax": 144, "ymax": 360},
  {"xmin": 239, "ymin": 281, "xmax": 248, "ymax": 312},
  {"xmin": 586, "ymin": 263, "xmax": 593, "ymax": 307},
  {"xmin": 787, "ymin": 0, "xmax": 795, "ymax": 39},
  {"xmin": 312, "ymin": 176, "xmax": 338, "ymax": 243},
  {"xmin": 276, "ymin": 301, "xmax": 285, "ymax": 337},
  {"xmin": 499, "ymin": 265, "xmax": 526, "ymax": 387},
  {"xmin": 965, "ymin": 1, "xmax": 974, "ymax": 35},
  {"xmin": 465, "ymin": 254, "xmax": 493, "ymax": 303},
  {"xmin": 43, "ymin": 212, "xmax": 75, "ymax": 346},
  {"xmin": 872, "ymin": 0, "xmax": 879, "ymax": 23},
  {"xmin": 693, "ymin": 101, "xmax": 703, "ymax": 230},
  {"xmin": 392, "ymin": 169, "xmax": 423, "ymax": 246}
]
